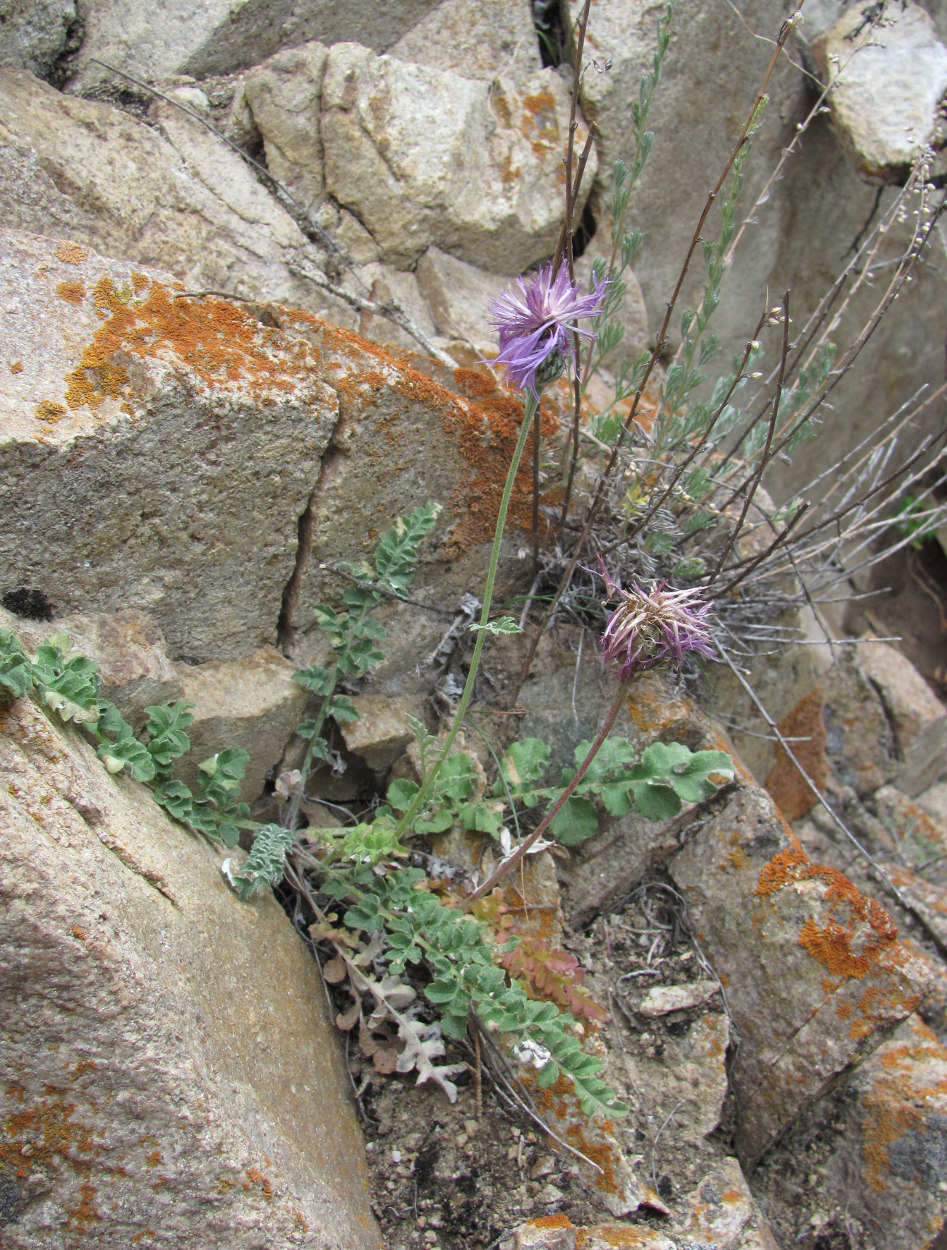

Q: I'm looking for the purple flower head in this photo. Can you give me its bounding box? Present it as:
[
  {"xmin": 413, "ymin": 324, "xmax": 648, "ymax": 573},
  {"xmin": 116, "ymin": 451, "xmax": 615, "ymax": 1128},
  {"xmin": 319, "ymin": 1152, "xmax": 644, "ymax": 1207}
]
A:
[
  {"xmin": 486, "ymin": 262, "xmax": 609, "ymax": 399},
  {"xmin": 598, "ymin": 560, "xmax": 718, "ymax": 682}
]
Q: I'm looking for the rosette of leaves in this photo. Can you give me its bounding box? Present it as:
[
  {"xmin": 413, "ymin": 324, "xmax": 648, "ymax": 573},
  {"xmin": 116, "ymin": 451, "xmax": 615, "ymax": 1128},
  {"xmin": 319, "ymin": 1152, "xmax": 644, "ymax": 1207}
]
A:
[
  {"xmin": 384, "ymin": 729, "xmax": 733, "ymax": 848},
  {"xmin": 320, "ymin": 864, "xmax": 626, "ymax": 1117}
]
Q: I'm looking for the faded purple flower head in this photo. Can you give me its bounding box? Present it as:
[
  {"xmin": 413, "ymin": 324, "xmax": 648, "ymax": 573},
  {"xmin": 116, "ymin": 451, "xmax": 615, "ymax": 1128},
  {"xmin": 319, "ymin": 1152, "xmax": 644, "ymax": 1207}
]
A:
[
  {"xmin": 486, "ymin": 262, "xmax": 609, "ymax": 398},
  {"xmin": 598, "ymin": 561, "xmax": 717, "ymax": 682}
]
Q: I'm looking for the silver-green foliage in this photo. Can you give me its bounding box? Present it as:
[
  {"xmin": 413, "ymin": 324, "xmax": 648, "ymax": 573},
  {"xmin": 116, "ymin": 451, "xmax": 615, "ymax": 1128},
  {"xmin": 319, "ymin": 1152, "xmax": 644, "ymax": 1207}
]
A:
[{"xmin": 0, "ymin": 629, "xmax": 251, "ymax": 848}]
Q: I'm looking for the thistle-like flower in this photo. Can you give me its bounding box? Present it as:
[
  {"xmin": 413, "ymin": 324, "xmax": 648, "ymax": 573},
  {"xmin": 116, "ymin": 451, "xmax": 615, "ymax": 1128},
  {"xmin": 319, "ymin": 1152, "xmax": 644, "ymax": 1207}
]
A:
[
  {"xmin": 486, "ymin": 262, "xmax": 609, "ymax": 398},
  {"xmin": 598, "ymin": 562, "xmax": 717, "ymax": 681}
]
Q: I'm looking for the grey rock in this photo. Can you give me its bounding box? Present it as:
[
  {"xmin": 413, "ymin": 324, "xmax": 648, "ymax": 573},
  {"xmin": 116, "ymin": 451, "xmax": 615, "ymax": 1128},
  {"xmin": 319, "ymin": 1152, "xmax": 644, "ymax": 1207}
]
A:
[
  {"xmin": 673, "ymin": 1157, "xmax": 782, "ymax": 1250},
  {"xmin": 338, "ymin": 693, "xmax": 427, "ymax": 772},
  {"xmin": 636, "ymin": 980, "xmax": 721, "ymax": 1018},
  {"xmin": 565, "ymin": 0, "xmax": 800, "ymax": 354},
  {"xmin": 243, "ymin": 41, "xmax": 330, "ymax": 215},
  {"xmin": 0, "ymin": 693, "xmax": 380, "ymax": 1248},
  {"xmin": 707, "ymin": 628, "xmax": 822, "ymax": 792},
  {"xmin": 855, "ymin": 633, "xmax": 945, "ymax": 757},
  {"xmin": 813, "ymin": 1, "xmax": 947, "ymax": 182},
  {"xmin": 563, "ymin": 0, "xmax": 947, "ymax": 517},
  {"xmin": 916, "ymin": 778, "xmax": 947, "ymax": 827},
  {"xmin": 897, "ymin": 715, "xmax": 947, "ymax": 796},
  {"xmin": 347, "ymin": 261, "xmax": 442, "ymax": 356},
  {"xmin": 265, "ymin": 306, "xmax": 539, "ymax": 689},
  {"xmin": 388, "ymin": 0, "xmax": 541, "ymax": 81},
  {"xmin": 873, "ymin": 783, "xmax": 947, "ymax": 886},
  {"xmin": 173, "ymin": 646, "xmax": 310, "ymax": 802},
  {"xmin": 669, "ymin": 783, "xmax": 930, "ymax": 1167},
  {"xmin": 0, "ymin": 230, "xmax": 338, "ymax": 663},
  {"xmin": 560, "ymin": 807, "xmax": 685, "ymax": 930},
  {"xmin": 808, "ymin": 1017, "xmax": 947, "ymax": 1248},
  {"xmin": 0, "ymin": 0, "xmax": 76, "ymax": 78},
  {"xmin": 416, "ymin": 246, "xmax": 510, "ymax": 355},
  {"xmin": 0, "ymin": 69, "xmax": 319, "ymax": 309},
  {"xmin": 821, "ymin": 646, "xmax": 897, "ymax": 796},
  {"xmin": 321, "ymin": 43, "xmax": 596, "ymax": 270},
  {"xmin": 68, "ymin": 0, "xmax": 440, "ymax": 89}
]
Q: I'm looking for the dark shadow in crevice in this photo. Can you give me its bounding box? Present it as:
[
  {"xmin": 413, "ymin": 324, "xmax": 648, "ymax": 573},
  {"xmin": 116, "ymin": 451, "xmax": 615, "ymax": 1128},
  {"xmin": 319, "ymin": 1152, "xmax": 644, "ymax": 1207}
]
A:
[
  {"xmin": 570, "ymin": 200, "xmax": 596, "ymax": 261},
  {"xmin": 2, "ymin": 588, "xmax": 55, "ymax": 621},
  {"xmin": 533, "ymin": 0, "xmax": 569, "ymax": 68}
]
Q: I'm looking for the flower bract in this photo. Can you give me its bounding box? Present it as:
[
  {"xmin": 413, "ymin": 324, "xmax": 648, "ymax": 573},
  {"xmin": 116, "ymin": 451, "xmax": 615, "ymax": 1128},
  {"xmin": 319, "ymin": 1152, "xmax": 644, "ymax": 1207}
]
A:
[
  {"xmin": 486, "ymin": 262, "xmax": 609, "ymax": 398},
  {"xmin": 598, "ymin": 563, "xmax": 717, "ymax": 681}
]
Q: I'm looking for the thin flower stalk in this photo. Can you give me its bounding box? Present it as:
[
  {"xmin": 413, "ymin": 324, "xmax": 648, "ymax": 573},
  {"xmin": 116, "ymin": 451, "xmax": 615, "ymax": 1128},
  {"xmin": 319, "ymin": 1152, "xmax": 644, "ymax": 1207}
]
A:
[
  {"xmin": 461, "ymin": 679, "xmax": 630, "ymax": 908},
  {"xmin": 393, "ymin": 392, "xmax": 539, "ymax": 838},
  {"xmin": 462, "ymin": 567, "xmax": 718, "ymax": 905}
]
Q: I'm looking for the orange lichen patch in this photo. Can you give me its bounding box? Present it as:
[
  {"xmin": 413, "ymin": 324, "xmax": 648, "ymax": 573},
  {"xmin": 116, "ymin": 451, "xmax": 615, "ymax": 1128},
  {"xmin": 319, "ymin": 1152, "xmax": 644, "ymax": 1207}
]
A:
[
  {"xmin": 447, "ymin": 387, "xmax": 560, "ymax": 551},
  {"xmin": 528, "ymin": 1074, "xmax": 624, "ymax": 1196},
  {"xmin": 56, "ymin": 281, "xmax": 86, "ymax": 306},
  {"xmin": 1, "ymin": 1087, "xmax": 100, "ymax": 1180},
  {"xmin": 576, "ymin": 1226, "xmax": 659, "ymax": 1247},
  {"xmin": 860, "ymin": 1069, "xmax": 929, "ymax": 1191},
  {"xmin": 799, "ymin": 917, "xmax": 881, "ymax": 980},
  {"xmin": 10, "ymin": 360, "xmax": 23, "ymax": 373},
  {"xmin": 35, "ymin": 399, "xmax": 67, "ymax": 423},
  {"xmin": 369, "ymin": 356, "xmax": 560, "ymax": 551},
  {"xmin": 131, "ymin": 271, "xmax": 149, "ymax": 294},
  {"xmin": 754, "ymin": 848, "xmax": 810, "ymax": 897},
  {"xmin": 452, "ymin": 367, "xmax": 498, "ymax": 398},
  {"xmin": 58, "ymin": 276, "xmax": 322, "ymax": 416},
  {"xmin": 755, "ymin": 843, "xmax": 923, "ymax": 1041},
  {"xmin": 499, "ymin": 150, "xmax": 520, "ymax": 184},
  {"xmin": 55, "ymin": 242, "xmax": 88, "ymax": 264},
  {"xmin": 520, "ymin": 89, "xmax": 559, "ymax": 159},
  {"xmin": 531, "ymin": 1212, "xmax": 575, "ymax": 1229},
  {"xmin": 565, "ymin": 1126, "xmax": 619, "ymax": 1195},
  {"xmin": 131, "ymin": 1232, "xmax": 156, "ymax": 1243},
  {"xmin": 246, "ymin": 1166, "xmax": 274, "ymax": 1200},
  {"xmin": 278, "ymin": 305, "xmax": 560, "ymax": 548},
  {"xmin": 65, "ymin": 1181, "xmax": 101, "ymax": 1230},
  {"xmin": 764, "ymin": 689, "xmax": 827, "ymax": 821},
  {"xmin": 625, "ymin": 684, "xmax": 690, "ymax": 735},
  {"xmin": 71, "ymin": 926, "xmax": 87, "ymax": 941}
]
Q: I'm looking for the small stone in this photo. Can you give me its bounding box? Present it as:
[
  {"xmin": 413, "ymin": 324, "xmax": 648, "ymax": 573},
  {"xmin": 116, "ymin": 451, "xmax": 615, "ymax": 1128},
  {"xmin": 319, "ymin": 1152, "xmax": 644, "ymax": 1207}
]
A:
[
  {"xmin": 636, "ymin": 981, "xmax": 720, "ymax": 1017},
  {"xmin": 528, "ymin": 1155, "xmax": 555, "ymax": 1179},
  {"xmin": 338, "ymin": 693, "xmax": 426, "ymax": 771}
]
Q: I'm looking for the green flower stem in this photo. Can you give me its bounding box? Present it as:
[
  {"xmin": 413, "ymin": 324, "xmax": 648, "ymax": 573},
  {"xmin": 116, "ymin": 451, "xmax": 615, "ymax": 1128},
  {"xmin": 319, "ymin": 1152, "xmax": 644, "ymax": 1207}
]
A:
[
  {"xmin": 394, "ymin": 392, "xmax": 539, "ymax": 838},
  {"xmin": 286, "ymin": 600, "xmax": 374, "ymax": 833},
  {"xmin": 459, "ymin": 679, "xmax": 631, "ymax": 907}
]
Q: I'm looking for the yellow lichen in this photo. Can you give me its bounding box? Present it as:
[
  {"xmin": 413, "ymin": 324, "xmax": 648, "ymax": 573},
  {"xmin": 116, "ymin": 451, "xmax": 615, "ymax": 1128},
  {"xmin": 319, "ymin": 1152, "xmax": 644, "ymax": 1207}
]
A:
[
  {"xmin": 35, "ymin": 399, "xmax": 68, "ymax": 423},
  {"xmin": 56, "ymin": 281, "xmax": 86, "ymax": 306},
  {"xmin": 55, "ymin": 242, "xmax": 88, "ymax": 265}
]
